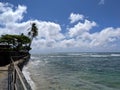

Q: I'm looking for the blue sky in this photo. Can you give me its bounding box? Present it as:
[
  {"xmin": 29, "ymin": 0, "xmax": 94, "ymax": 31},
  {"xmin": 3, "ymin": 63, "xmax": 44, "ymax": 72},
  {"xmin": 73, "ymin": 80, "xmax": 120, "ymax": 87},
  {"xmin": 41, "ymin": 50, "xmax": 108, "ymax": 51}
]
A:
[
  {"xmin": 4, "ymin": 0, "xmax": 120, "ymax": 26},
  {"xmin": 0, "ymin": 0, "xmax": 120, "ymax": 53}
]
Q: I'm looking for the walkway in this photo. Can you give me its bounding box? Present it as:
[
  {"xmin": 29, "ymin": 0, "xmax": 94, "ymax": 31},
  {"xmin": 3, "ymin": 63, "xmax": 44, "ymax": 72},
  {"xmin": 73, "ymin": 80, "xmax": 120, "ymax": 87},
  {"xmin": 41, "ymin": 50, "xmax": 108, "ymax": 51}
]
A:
[
  {"xmin": 0, "ymin": 66, "xmax": 8, "ymax": 90},
  {"xmin": 0, "ymin": 55, "xmax": 32, "ymax": 90}
]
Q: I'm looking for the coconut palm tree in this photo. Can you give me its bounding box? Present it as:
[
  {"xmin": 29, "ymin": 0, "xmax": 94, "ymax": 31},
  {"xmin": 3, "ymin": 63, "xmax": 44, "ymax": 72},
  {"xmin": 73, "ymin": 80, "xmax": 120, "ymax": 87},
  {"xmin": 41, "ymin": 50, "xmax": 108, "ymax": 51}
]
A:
[{"xmin": 28, "ymin": 23, "xmax": 38, "ymax": 48}]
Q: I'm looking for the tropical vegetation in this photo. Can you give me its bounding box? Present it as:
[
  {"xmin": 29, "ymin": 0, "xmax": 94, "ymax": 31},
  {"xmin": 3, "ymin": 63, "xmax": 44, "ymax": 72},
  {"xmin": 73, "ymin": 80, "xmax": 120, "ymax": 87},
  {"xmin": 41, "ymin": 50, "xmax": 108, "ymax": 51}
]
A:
[{"xmin": 0, "ymin": 22, "xmax": 38, "ymax": 52}]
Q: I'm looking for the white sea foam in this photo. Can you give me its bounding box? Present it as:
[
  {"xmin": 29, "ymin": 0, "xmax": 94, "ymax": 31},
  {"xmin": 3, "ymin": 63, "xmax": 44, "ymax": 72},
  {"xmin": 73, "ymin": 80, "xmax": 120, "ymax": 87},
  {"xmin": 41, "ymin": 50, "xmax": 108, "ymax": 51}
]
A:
[
  {"xmin": 32, "ymin": 60, "xmax": 42, "ymax": 66},
  {"xmin": 111, "ymin": 54, "xmax": 120, "ymax": 57},
  {"xmin": 31, "ymin": 56, "xmax": 37, "ymax": 59},
  {"xmin": 68, "ymin": 53, "xmax": 120, "ymax": 57},
  {"xmin": 49, "ymin": 55, "xmax": 72, "ymax": 58},
  {"xmin": 49, "ymin": 55, "xmax": 63, "ymax": 57},
  {"xmin": 68, "ymin": 54, "xmax": 82, "ymax": 56},
  {"xmin": 67, "ymin": 53, "xmax": 86, "ymax": 56},
  {"xmin": 90, "ymin": 55, "xmax": 109, "ymax": 57},
  {"xmin": 88, "ymin": 53, "xmax": 120, "ymax": 57},
  {"xmin": 31, "ymin": 55, "xmax": 40, "ymax": 60},
  {"xmin": 68, "ymin": 53, "xmax": 109, "ymax": 57},
  {"xmin": 22, "ymin": 66, "xmax": 36, "ymax": 90}
]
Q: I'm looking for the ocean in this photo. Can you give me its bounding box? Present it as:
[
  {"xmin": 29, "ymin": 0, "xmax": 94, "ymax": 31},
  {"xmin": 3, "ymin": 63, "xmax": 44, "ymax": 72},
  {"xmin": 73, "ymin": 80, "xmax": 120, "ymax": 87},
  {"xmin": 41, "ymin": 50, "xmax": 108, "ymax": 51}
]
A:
[{"xmin": 23, "ymin": 52, "xmax": 120, "ymax": 90}]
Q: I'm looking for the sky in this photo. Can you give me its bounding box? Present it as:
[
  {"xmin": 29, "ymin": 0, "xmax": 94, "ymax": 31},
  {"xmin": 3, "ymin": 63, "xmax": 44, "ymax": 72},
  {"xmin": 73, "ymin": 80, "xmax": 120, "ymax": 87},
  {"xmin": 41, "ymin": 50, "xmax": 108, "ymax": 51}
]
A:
[{"xmin": 0, "ymin": 0, "xmax": 120, "ymax": 53}]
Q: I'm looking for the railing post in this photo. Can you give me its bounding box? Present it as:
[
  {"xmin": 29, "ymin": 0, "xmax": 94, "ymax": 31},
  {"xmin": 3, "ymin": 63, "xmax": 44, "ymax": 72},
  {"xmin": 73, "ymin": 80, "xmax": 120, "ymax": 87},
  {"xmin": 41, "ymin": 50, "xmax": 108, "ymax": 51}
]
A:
[
  {"xmin": 8, "ymin": 63, "xmax": 14, "ymax": 90},
  {"xmin": 13, "ymin": 67, "xmax": 16, "ymax": 90},
  {"xmin": 8, "ymin": 55, "xmax": 32, "ymax": 90}
]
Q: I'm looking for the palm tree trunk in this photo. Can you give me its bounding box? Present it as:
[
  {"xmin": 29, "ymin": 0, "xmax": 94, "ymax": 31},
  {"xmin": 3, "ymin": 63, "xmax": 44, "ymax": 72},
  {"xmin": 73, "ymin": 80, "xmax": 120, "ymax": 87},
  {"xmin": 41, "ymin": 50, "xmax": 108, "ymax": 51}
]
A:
[{"xmin": 29, "ymin": 37, "xmax": 33, "ymax": 48}]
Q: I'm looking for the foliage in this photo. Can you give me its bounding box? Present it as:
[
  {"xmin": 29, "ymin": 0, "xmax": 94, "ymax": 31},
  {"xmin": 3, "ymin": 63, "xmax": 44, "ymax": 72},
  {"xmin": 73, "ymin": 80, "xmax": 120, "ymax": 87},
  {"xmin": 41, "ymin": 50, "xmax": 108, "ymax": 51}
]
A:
[
  {"xmin": 0, "ymin": 23, "xmax": 38, "ymax": 51},
  {"xmin": 0, "ymin": 34, "xmax": 31, "ymax": 51}
]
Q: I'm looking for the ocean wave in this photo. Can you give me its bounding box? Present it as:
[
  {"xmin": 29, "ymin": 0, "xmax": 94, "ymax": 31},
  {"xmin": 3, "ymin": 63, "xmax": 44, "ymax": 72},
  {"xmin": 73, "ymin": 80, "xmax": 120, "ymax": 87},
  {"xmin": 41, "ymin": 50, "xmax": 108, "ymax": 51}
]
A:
[
  {"xmin": 67, "ymin": 53, "xmax": 88, "ymax": 56},
  {"xmin": 31, "ymin": 55, "xmax": 42, "ymax": 61},
  {"xmin": 32, "ymin": 60, "xmax": 42, "ymax": 65},
  {"xmin": 68, "ymin": 53, "xmax": 120, "ymax": 57},
  {"xmin": 67, "ymin": 53, "xmax": 83, "ymax": 56},
  {"xmin": 111, "ymin": 54, "xmax": 120, "ymax": 56},
  {"xmin": 67, "ymin": 53, "xmax": 109, "ymax": 57},
  {"xmin": 22, "ymin": 66, "xmax": 36, "ymax": 90},
  {"xmin": 89, "ymin": 55, "xmax": 109, "ymax": 57},
  {"xmin": 49, "ymin": 55, "xmax": 73, "ymax": 58}
]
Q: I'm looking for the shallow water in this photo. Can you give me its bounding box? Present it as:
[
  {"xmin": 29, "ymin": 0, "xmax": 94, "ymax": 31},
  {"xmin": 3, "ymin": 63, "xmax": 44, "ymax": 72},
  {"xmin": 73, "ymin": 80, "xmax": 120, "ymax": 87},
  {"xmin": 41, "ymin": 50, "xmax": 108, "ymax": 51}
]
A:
[{"xmin": 23, "ymin": 52, "xmax": 120, "ymax": 90}]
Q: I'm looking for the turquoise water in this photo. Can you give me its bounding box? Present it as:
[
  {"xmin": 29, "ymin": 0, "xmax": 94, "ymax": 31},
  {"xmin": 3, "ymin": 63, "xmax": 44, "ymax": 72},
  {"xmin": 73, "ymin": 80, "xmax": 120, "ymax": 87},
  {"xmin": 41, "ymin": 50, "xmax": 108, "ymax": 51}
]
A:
[{"xmin": 23, "ymin": 52, "xmax": 120, "ymax": 90}]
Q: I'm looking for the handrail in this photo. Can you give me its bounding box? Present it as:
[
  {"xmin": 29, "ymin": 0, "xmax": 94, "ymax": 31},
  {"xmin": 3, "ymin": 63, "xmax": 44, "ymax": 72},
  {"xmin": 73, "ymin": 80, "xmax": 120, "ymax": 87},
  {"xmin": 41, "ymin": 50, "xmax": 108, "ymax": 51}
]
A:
[
  {"xmin": 15, "ymin": 65, "xmax": 28, "ymax": 90},
  {"xmin": 8, "ymin": 55, "xmax": 32, "ymax": 90}
]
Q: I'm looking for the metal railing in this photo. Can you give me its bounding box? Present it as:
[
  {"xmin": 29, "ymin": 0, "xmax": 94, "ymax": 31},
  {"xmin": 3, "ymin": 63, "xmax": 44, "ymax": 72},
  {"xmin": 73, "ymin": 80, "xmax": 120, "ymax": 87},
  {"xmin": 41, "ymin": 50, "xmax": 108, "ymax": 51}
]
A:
[{"xmin": 8, "ymin": 56, "xmax": 32, "ymax": 90}]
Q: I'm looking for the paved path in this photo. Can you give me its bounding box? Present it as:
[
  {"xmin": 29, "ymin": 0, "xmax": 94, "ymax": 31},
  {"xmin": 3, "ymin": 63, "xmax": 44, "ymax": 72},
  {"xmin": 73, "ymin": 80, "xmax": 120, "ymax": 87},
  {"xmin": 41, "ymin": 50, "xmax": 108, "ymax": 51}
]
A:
[{"xmin": 0, "ymin": 66, "xmax": 8, "ymax": 90}]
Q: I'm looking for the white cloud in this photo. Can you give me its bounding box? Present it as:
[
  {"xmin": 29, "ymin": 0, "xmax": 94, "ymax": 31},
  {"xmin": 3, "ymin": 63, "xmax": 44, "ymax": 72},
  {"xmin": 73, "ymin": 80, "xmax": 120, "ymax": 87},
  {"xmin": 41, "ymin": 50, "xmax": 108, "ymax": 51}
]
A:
[
  {"xmin": 99, "ymin": 0, "xmax": 105, "ymax": 5},
  {"xmin": 0, "ymin": 3, "xmax": 26, "ymax": 25},
  {"xmin": 69, "ymin": 13, "xmax": 84, "ymax": 24},
  {"xmin": 71, "ymin": 27, "xmax": 120, "ymax": 49},
  {"xmin": 31, "ymin": 20, "xmax": 65, "ymax": 49},
  {"xmin": 0, "ymin": 3, "xmax": 28, "ymax": 36},
  {"xmin": 89, "ymin": 27, "xmax": 120, "ymax": 47},
  {"xmin": 60, "ymin": 39, "xmax": 76, "ymax": 48},
  {"xmin": 0, "ymin": 2, "xmax": 120, "ymax": 53},
  {"xmin": 68, "ymin": 20, "xmax": 97, "ymax": 37},
  {"xmin": 36, "ymin": 21, "xmax": 64, "ymax": 41}
]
